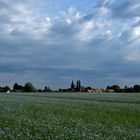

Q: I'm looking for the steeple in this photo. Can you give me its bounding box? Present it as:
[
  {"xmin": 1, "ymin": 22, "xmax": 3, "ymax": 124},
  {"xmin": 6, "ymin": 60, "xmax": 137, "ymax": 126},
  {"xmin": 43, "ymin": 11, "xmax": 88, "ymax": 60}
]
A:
[
  {"xmin": 76, "ymin": 80, "xmax": 81, "ymax": 91},
  {"xmin": 71, "ymin": 80, "xmax": 75, "ymax": 90}
]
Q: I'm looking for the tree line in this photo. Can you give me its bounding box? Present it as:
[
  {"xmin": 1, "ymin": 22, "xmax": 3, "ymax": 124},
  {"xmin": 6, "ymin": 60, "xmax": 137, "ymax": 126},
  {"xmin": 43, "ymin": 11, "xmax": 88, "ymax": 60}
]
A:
[
  {"xmin": 0, "ymin": 81, "xmax": 140, "ymax": 93},
  {"xmin": 0, "ymin": 82, "xmax": 52, "ymax": 92},
  {"xmin": 106, "ymin": 85, "xmax": 140, "ymax": 93}
]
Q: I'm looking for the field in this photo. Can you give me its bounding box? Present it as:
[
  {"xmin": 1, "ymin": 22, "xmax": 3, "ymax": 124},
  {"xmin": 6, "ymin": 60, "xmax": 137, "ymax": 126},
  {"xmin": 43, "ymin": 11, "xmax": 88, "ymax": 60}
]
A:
[{"xmin": 0, "ymin": 92, "xmax": 140, "ymax": 140}]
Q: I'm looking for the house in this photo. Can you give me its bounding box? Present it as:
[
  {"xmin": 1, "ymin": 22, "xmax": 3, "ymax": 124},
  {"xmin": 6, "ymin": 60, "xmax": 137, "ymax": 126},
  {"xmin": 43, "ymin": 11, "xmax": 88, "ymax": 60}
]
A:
[
  {"xmin": 6, "ymin": 90, "xmax": 10, "ymax": 93},
  {"xmin": 106, "ymin": 89, "xmax": 115, "ymax": 92},
  {"xmin": 88, "ymin": 89, "xmax": 103, "ymax": 93}
]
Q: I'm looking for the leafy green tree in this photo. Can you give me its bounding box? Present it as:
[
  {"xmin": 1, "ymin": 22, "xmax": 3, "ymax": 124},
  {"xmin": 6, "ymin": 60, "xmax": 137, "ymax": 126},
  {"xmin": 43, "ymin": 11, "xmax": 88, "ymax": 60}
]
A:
[
  {"xmin": 106, "ymin": 86, "xmax": 111, "ymax": 90},
  {"xmin": 110, "ymin": 85, "xmax": 121, "ymax": 92},
  {"xmin": 38, "ymin": 89, "xmax": 43, "ymax": 92},
  {"xmin": 0, "ymin": 87, "xmax": 3, "ymax": 92},
  {"xmin": 83, "ymin": 86, "xmax": 92, "ymax": 92},
  {"xmin": 23, "ymin": 82, "xmax": 36, "ymax": 92},
  {"xmin": 125, "ymin": 87, "xmax": 135, "ymax": 93},
  {"xmin": 4, "ymin": 86, "xmax": 10, "ymax": 92},
  {"xmin": 43, "ymin": 86, "xmax": 52, "ymax": 92},
  {"xmin": 13, "ymin": 83, "xmax": 24, "ymax": 91},
  {"xmin": 133, "ymin": 85, "xmax": 140, "ymax": 92},
  {"xmin": 0, "ymin": 86, "xmax": 10, "ymax": 92}
]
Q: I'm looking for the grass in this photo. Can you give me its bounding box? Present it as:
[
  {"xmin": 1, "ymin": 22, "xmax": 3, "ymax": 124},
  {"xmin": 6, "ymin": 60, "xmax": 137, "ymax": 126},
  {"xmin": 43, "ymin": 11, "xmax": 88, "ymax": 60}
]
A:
[{"xmin": 0, "ymin": 92, "xmax": 140, "ymax": 140}]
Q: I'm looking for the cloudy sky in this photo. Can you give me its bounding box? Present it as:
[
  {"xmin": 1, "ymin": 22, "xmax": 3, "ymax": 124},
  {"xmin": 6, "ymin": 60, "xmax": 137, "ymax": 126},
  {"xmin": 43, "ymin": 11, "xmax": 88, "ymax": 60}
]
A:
[{"xmin": 0, "ymin": 0, "xmax": 140, "ymax": 89}]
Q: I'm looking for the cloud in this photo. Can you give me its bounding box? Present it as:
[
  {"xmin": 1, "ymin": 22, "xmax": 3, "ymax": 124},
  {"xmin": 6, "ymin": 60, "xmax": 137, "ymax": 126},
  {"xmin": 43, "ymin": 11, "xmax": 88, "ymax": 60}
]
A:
[
  {"xmin": 60, "ymin": 6, "xmax": 81, "ymax": 24},
  {"xmin": 0, "ymin": 0, "xmax": 140, "ymax": 88},
  {"xmin": 120, "ymin": 26, "xmax": 140, "ymax": 43},
  {"xmin": 113, "ymin": 0, "xmax": 140, "ymax": 18},
  {"xmin": 101, "ymin": 0, "xmax": 115, "ymax": 6}
]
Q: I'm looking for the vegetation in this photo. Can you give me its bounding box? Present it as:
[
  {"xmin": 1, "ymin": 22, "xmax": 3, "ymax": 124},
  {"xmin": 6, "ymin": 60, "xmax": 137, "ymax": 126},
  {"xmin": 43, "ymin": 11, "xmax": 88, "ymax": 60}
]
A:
[
  {"xmin": 0, "ymin": 86, "xmax": 10, "ymax": 92},
  {"xmin": 43, "ymin": 86, "xmax": 52, "ymax": 92},
  {"xmin": 107, "ymin": 85, "xmax": 140, "ymax": 93},
  {"xmin": 0, "ymin": 80, "xmax": 140, "ymax": 93},
  {"xmin": 13, "ymin": 83, "xmax": 24, "ymax": 92},
  {"xmin": 0, "ymin": 92, "xmax": 140, "ymax": 139},
  {"xmin": 23, "ymin": 82, "xmax": 37, "ymax": 92}
]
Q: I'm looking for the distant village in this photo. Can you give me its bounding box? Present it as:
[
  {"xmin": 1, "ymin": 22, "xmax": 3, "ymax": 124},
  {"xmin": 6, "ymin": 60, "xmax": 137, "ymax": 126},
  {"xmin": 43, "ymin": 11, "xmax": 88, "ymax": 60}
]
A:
[
  {"xmin": 0, "ymin": 80, "xmax": 140, "ymax": 93},
  {"xmin": 59, "ymin": 80, "xmax": 140, "ymax": 93},
  {"xmin": 59, "ymin": 80, "xmax": 104, "ymax": 93}
]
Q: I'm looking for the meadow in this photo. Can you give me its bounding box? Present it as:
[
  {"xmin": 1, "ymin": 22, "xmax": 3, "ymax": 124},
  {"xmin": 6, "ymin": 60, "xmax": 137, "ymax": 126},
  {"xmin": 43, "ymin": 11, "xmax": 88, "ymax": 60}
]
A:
[{"xmin": 0, "ymin": 92, "xmax": 140, "ymax": 140}]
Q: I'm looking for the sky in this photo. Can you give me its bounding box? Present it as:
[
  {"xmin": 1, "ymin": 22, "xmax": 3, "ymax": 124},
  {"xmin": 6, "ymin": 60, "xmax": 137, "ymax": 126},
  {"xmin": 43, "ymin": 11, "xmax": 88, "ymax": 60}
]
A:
[{"xmin": 0, "ymin": 0, "xmax": 140, "ymax": 89}]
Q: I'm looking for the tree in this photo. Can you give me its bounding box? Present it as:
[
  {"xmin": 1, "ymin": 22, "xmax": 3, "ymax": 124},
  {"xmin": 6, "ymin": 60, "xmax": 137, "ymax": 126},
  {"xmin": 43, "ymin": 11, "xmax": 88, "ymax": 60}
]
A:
[
  {"xmin": 84, "ymin": 86, "xmax": 92, "ymax": 92},
  {"xmin": 43, "ymin": 86, "xmax": 52, "ymax": 92},
  {"xmin": 0, "ymin": 86, "xmax": 10, "ymax": 92},
  {"xmin": 110, "ymin": 85, "xmax": 121, "ymax": 92},
  {"xmin": 13, "ymin": 83, "xmax": 24, "ymax": 92},
  {"xmin": 13, "ymin": 83, "xmax": 18, "ymax": 91},
  {"xmin": 3, "ymin": 86, "xmax": 10, "ymax": 92},
  {"xmin": 106, "ymin": 86, "xmax": 111, "ymax": 90},
  {"xmin": 23, "ymin": 82, "xmax": 36, "ymax": 92},
  {"xmin": 133, "ymin": 85, "xmax": 140, "ymax": 92}
]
